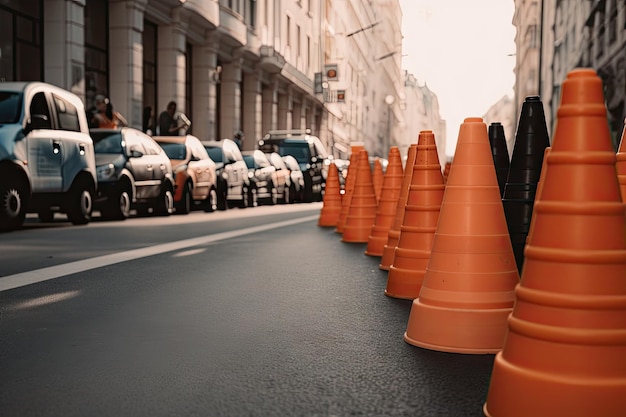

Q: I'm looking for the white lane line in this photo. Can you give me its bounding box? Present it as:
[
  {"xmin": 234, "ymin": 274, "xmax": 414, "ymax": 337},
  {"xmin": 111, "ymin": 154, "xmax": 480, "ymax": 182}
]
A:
[{"xmin": 0, "ymin": 215, "xmax": 318, "ymax": 292}]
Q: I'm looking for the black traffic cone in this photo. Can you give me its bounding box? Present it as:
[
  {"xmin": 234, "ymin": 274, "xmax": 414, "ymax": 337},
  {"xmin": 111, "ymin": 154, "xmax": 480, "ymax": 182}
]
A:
[
  {"xmin": 502, "ymin": 96, "xmax": 551, "ymax": 274},
  {"xmin": 488, "ymin": 122, "xmax": 510, "ymax": 197}
]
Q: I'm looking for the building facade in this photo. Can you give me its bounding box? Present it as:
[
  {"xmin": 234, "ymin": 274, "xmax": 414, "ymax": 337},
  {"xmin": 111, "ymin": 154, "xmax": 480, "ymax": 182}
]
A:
[
  {"xmin": 1, "ymin": 0, "xmax": 440, "ymax": 159},
  {"xmin": 514, "ymin": 0, "xmax": 625, "ymax": 150}
]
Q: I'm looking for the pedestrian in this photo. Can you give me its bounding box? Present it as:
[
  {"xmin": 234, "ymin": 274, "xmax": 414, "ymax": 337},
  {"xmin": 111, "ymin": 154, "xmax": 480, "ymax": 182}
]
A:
[
  {"xmin": 158, "ymin": 101, "xmax": 185, "ymax": 136},
  {"xmin": 234, "ymin": 130, "xmax": 244, "ymax": 150},
  {"xmin": 91, "ymin": 95, "xmax": 127, "ymax": 128},
  {"xmin": 143, "ymin": 106, "xmax": 155, "ymax": 135}
]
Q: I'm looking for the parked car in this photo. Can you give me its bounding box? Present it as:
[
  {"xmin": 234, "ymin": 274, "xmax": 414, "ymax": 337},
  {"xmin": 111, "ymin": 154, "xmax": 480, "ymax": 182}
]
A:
[
  {"xmin": 90, "ymin": 127, "xmax": 174, "ymax": 219},
  {"xmin": 202, "ymin": 139, "xmax": 250, "ymax": 209},
  {"xmin": 283, "ymin": 154, "xmax": 305, "ymax": 203},
  {"xmin": 242, "ymin": 150, "xmax": 279, "ymax": 206},
  {"xmin": 153, "ymin": 135, "xmax": 218, "ymax": 214},
  {"xmin": 257, "ymin": 129, "xmax": 329, "ymax": 202},
  {"xmin": 266, "ymin": 152, "xmax": 292, "ymax": 204},
  {"xmin": 0, "ymin": 81, "xmax": 97, "ymax": 230}
]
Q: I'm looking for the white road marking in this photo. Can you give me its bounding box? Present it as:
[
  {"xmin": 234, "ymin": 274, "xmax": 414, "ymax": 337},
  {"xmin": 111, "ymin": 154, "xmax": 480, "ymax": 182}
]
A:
[{"xmin": 0, "ymin": 215, "xmax": 318, "ymax": 292}]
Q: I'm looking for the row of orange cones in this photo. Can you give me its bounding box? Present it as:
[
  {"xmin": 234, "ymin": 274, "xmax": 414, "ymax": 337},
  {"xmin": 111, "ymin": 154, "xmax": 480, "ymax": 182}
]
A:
[{"xmin": 318, "ymin": 68, "xmax": 626, "ymax": 416}]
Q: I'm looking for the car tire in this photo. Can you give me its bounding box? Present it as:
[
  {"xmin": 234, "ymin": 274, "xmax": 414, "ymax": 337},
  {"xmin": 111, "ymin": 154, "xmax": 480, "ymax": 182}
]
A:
[
  {"xmin": 66, "ymin": 178, "xmax": 94, "ymax": 225},
  {"xmin": 204, "ymin": 186, "xmax": 218, "ymax": 212},
  {"xmin": 154, "ymin": 186, "xmax": 174, "ymax": 216},
  {"xmin": 239, "ymin": 185, "xmax": 249, "ymax": 209},
  {"xmin": 101, "ymin": 183, "xmax": 131, "ymax": 220},
  {"xmin": 0, "ymin": 177, "xmax": 28, "ymax": 231},
  {"xmin": 175, "ymin": 182, "xmax": 192, "ymax": 215},
  {"xmin": 302, "ymin": 173, "xmax": 314, "ymax": 203}
]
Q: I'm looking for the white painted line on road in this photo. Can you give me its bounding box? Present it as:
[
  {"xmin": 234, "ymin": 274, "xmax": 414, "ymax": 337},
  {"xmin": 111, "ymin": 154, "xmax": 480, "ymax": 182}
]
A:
[{"xmin": 0, "ymin": 215, "xmax": 319, "ymax": 292}]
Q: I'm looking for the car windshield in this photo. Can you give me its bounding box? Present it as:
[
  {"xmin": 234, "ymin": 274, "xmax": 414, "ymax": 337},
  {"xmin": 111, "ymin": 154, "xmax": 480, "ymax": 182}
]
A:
[
  {"xmin": 91, "ymin": 131, "xmax": 124, "ymax": 154},
  {"xmin": 243, "ymin": 155, "xmax": 255, "ymax": 169},
  {"xmin": 0, "ymin": 92, "xmax": 23, "ymax": 124},
  {"xmin": 159, "ymin": 143, "xmax": 187, "ymax": 160},
  {"xmin": 279, "ymin": 143, "xmax": 310, "ymax": 163},
  {"xmin": 205, "ymin": 147, "xmax": 223, "ymax": 163}
]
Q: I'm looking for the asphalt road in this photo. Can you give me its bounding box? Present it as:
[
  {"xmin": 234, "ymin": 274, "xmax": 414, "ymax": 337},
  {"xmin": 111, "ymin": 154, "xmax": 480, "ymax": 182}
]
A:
[{"xmin": 0, "ymin": 204, "xmax": 495, "ymax": 416}]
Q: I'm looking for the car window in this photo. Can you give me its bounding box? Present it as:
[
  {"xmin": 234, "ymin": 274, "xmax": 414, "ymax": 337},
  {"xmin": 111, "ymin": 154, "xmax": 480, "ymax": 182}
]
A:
[
  {"xmin": 205, "ymin": 147, "xmax": 223, "ymax": 163},
  {"xmin": 243, "ymin": 155, "xmax": 255, "ymax": 169},
  {"xmin": 29, "ymin": 92, "xmax": 52, "ymax": 129},
  {"xmin": 53, "ymin": 93, "xmax": 80, "ymax": 132},
  {"xmin": 159, "ymin": 143, "xmax": 187, "ymax": 160},
  {"xmin": 279, "ymin": 143, "xmax": 310, "ymax": 163},
  {"xmin": 0, "ymin": 92, "xmax": 23, "ymax": 124},
  {"xmin": 92, "ymin": 132, "xmax": 124, "ymax": 154}
]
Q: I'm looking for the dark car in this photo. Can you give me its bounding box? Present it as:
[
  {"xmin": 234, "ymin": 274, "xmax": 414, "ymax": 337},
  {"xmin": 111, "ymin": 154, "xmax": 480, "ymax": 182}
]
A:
[
  {"xmin": 258, "ymin": 129, "xmax": 329, "ymax": 202},
  {"xmin": 153, "ymin": 135, "xmax": 218, "ymax": 214},
  {"xmin": 91, "ymin": 127, "xmax": 175, "ymax": 219},
  {"xmin": 202, "ymin": 138, "xmax": 251, "ymax": 209}
]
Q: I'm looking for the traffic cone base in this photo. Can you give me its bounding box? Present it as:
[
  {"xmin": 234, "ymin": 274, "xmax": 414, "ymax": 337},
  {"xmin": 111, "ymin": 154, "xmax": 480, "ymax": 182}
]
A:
[
  {"xmin": 403, "ymin": 301, "xmax": 512, "ymax": 354},
  {"xmin": 318, "ymin": 162, "xmax": 342, "ymax": 227}
]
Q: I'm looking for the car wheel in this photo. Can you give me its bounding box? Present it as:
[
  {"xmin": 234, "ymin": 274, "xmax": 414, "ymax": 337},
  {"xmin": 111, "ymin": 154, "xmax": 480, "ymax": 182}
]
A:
[
  {"xmin": 154, "ymin": 186, "xmax": 174, "ymax": 216},
  {"xmin": 268, "ymin": 184, "xmax": 278, "ymax": 205},
  {"xmin": 175, "ymin": 182, "xmax": 192, "ymax": 215},
  {"xmin": 204, "ymin": 186, "xmax": 218, "ymax": 212},
  {"xmin": 288, "ymin": 183, "xmax": 297, "ymax": 204},
  {"xmin": 0, "ymin": 178, "xmax": 28, "ymax": 231},
  {"xmin": 281, "ymin": 183, "xmax": 290, "ymax": 204},
  {"xmin": 102, "ymin": 183, "xmax": 131, "ymax": 220},
  {"xmin": 66, "ymin": 179, "xmax": 94, "ymax": 225}
]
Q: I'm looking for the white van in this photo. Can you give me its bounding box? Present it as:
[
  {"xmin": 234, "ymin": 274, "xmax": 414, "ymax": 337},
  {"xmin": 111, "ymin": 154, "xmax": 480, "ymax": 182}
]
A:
[{"xmin": 0, "ymin": 82, "xmax": 97, "ymax": 230}]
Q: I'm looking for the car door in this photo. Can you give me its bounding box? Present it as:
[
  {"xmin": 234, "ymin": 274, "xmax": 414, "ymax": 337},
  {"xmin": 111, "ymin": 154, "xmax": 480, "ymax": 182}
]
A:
[
  {"xmin": 26, "ymin": 90, "xmax": 63, "ymax": 192},
  {"xmin": 187, "ymin": 138, "xmax": 213, "ymax": 200},
  {"xmin": 138, "ymin": 133, "xmax": 170, "ymax": 198},
  {"xmin": 124, "ymin": 131, "xmax": 155, "ymax": 200}
]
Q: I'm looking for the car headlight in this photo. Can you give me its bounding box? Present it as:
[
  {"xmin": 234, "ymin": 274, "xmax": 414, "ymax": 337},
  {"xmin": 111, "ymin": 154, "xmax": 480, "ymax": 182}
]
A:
[{"xmin": 97, "ymin": 163, "xmax": 116, "ymax": 181}]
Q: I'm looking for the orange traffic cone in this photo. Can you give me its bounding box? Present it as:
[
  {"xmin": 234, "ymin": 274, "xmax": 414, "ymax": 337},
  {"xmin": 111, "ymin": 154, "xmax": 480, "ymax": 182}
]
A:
[
  {"xmin": 365, "ymin": 147, "xmax": 404, "ymax": 256},
  {"xmin": 386, "ymin": 131, "xmax": 445, "ymax": 299},
  {"xmin": 403, "ymin": 117, "xmax": 520, "ymax": 354},
  {"xmin": 342, "ymin": 150, "xmax": 378, "ymax": 243},
  {"xmin": 616, "ymin": 119, "xmax": 626, "ymax": 200},
  {"xmin": 318, "ymin": 162, "xmax": 342, "ymax": 227},
  {"xmin": 336, "ymin": 143, "xmax": 365, "ymax": 234},
  {"xmin": 484, "ymin": 68, "xmax": 626, "ymax": 417},
  {"xmin": 372, "ymin": 158, "xmax": 384, "ymax": 202},
  {"xmin": 379, "ymin": 144, "xmax": 418, "ymax": 270}
]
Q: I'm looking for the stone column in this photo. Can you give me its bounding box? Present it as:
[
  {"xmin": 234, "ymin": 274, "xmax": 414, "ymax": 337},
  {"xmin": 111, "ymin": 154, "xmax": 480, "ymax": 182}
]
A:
[
  {"xmin": 242, "ymin": 70, "xmax": 262, "ymax": 150},
  {"xmin": 192, "ymin": 36, "xmax": 219, "ymax": 141},
  {"xmin": 43, "ymin": 0, "xmax": 87, "ymax": 98},
  {"xmin": 261, "ymin": 79, "xmax": 278, "ymax": 135},
  {"xmin": 292, "ymin": 97, "xmax": 303, "ymax": 130},
  {"xmin": 157, "ymin": 7, "xmax": 187, "ymax": 120},
  {"xmin": 109, "ymin": 0, "xmax": 148, "ymax": 128},
  {"xmin": 277, "ymin": 85, "xmax": 292, "ymax": 130},
  {"xmin": 219, "ymin": 59, "xmax": 242, "ymax": 139}
]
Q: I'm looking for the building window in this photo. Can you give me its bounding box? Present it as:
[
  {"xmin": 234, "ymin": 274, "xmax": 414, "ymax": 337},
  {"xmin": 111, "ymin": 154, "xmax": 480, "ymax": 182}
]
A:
[
  {"xmin": 286, "ymin": 15, "xmax": 291, "ymax": 48},
  {"xmin": 0, "ymin": 2, "xmax": 43, "ymax": 82},
  {"xmin": 84, "ymin": 0, "xmax": 108, "ymax": 109}
]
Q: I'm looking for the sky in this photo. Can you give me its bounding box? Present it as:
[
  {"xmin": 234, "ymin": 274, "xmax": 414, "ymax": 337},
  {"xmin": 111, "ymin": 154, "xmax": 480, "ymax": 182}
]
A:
[{"xmin": 399, "ymin": 0, "xmax": 517, "ymax": 156}]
